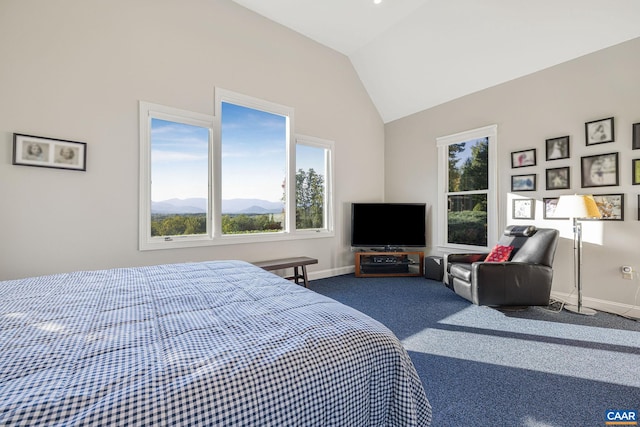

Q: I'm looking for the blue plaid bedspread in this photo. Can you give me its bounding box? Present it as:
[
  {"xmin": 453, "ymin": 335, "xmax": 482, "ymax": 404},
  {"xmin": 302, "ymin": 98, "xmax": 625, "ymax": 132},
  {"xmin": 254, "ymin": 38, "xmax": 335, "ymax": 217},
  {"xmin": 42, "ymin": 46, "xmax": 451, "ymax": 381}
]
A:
[{"xmin": 0, "ymin": 260, "xmax": 431, "ymax": 426}]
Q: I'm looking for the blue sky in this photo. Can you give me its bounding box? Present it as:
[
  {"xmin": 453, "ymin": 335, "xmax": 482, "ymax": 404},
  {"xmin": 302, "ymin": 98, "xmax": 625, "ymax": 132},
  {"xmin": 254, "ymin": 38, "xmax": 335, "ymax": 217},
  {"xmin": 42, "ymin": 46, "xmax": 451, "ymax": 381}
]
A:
[
  {"xmin": 151, "ymin": 118, "xmax": 209, "ymax": 202},
  {"xmin": 296, "ymin": 144, "xmax": 324, "ymax": 173},
  {"xmin": 151, "ymin": 103, "xmax": 324, "ymax": 202},
  {"xmin": 450, "ymin": 137, "xmax": 487, "ymax": 170},
  {"xmin": 221, "ymin": 102, "xmax": 286, "ymax": 202}
]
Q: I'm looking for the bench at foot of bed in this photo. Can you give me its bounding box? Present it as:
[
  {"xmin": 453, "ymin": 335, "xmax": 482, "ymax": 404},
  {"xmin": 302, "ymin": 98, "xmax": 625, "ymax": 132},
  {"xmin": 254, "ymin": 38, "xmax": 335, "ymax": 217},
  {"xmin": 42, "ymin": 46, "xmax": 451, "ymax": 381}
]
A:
[{"xmin": 253, "ymin": 256, "xmax": 318, "ymax": 288}]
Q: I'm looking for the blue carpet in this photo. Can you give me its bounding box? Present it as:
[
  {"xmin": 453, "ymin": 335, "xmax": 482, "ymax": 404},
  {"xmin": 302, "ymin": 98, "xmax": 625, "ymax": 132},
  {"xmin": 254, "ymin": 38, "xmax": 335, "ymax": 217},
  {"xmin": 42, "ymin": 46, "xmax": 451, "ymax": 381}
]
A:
[{"xmin": 309, "ymin": 275, "xmax": 640, "ymax": 427}]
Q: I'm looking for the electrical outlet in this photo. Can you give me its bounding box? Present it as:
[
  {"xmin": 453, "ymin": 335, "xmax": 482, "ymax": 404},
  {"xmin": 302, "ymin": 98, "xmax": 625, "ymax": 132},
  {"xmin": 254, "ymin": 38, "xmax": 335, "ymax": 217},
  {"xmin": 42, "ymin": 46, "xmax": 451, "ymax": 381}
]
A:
[{"xmin": 621, "ymin": 266, "xmax": 633, "ymax": 280}]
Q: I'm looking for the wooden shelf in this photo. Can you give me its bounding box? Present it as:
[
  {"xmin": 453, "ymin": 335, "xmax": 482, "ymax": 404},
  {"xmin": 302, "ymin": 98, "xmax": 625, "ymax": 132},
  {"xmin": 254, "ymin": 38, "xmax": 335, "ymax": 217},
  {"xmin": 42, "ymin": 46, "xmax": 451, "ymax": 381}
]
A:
[{"xmin": 355, "ymin": 251, "xmax": 424, "ymax": 278}]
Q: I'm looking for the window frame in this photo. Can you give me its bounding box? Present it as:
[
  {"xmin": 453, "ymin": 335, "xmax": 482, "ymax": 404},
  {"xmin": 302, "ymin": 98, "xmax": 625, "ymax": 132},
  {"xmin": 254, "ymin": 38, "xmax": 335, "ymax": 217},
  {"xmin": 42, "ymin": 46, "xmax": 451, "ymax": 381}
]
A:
[
  {"xmin": 139, "ymin": 101, "xmax": 215, "ymax": 251},
  {"xmin": 436, "ymin": 125, "xmax": 498, "ymax": 252},
  {"xmin": 139, "ymin": 90, "xmax": 334, "ymax": 251},
  {"xmin": 294, "ymin": 134, "xmax": 335, "ymax": 235},
  {"xmin": 214, "ymin": 88, "xmax": 294, "ymax": 240}
]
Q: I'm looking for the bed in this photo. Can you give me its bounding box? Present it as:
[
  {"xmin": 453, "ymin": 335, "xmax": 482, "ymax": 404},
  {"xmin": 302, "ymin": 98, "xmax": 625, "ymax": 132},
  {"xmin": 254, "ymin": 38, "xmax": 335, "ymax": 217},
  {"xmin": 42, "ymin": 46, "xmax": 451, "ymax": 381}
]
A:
[{"xmin": 0, "ymin": 260, "xmax": 431, "ymax": 426}]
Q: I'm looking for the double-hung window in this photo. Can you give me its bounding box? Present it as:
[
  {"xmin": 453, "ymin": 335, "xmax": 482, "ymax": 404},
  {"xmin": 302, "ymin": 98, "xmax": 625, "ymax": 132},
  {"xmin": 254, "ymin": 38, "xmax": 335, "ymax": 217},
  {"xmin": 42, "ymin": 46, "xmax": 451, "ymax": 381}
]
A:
[
  {"xmin": 437, "ymin": 125, "xmax": 497, "ymax": 251},
  {"xmin": 139, "ymin": 89, "xmax": 334, "ymax": 250}
]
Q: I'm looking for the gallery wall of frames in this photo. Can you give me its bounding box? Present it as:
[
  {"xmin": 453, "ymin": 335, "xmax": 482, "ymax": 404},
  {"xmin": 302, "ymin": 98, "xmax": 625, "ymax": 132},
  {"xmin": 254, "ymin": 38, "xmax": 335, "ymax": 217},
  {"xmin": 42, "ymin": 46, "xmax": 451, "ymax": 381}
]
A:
[{"xmin": 510, "ymin": 118, "xmax": 640, "ymax": 222}]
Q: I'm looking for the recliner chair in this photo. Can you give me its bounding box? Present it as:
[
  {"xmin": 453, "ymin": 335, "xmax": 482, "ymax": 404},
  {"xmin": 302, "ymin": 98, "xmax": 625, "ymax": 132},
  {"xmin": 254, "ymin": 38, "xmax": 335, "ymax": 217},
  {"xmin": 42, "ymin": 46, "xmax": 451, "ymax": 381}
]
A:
[{"xmin": 446, "ymin": 225, "xmax": 559, "ymax": 306}]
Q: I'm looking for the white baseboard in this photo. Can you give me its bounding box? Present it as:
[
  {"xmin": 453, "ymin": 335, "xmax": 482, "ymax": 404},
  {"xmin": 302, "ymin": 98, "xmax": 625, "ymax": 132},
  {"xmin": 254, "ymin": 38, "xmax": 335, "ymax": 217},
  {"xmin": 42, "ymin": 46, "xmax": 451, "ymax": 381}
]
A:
[
  {"xmin": 550, "ymin": 291, "xmax": 640, "ymax": 320},
  {"xmin": 308, "ymin": 265, "xmax": 355, "ymax": 281}
]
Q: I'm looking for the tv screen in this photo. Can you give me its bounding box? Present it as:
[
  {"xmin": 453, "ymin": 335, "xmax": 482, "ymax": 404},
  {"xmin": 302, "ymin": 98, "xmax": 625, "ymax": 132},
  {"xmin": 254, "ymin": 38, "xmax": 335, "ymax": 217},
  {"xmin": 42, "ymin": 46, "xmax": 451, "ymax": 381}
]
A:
[{"xmin": 351, "ymin": 203, "xmax": 426, "ymax": 249}]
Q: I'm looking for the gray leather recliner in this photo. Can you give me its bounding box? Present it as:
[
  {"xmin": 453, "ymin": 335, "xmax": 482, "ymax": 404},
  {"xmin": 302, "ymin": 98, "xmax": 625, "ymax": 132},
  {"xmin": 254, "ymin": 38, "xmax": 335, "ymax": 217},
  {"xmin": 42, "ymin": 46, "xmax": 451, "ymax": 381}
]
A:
[{"xmin": 446, "ymin": 225, "xmax": 559, "ymax": 306}]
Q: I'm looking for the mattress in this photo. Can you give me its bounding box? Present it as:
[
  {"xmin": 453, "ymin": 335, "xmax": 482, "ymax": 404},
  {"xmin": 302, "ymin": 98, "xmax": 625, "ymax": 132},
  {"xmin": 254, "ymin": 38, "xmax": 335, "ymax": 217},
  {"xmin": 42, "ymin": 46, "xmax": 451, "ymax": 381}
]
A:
[{"xmin": 0, "ymin": 260, "xmax": 431, "ymax": 426}]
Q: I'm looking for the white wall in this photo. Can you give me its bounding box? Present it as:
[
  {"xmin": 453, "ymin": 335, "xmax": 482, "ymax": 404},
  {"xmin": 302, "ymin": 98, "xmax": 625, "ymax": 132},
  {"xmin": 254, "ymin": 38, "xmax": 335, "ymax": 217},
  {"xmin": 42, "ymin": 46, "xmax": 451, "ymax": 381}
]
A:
[
  {"xmin": 385, "ymin": 37, "xmax": 640, "ymax": 319},
  {"xmin": 0, "ymin": 0, "xmax": 385, "ymax": 280}
]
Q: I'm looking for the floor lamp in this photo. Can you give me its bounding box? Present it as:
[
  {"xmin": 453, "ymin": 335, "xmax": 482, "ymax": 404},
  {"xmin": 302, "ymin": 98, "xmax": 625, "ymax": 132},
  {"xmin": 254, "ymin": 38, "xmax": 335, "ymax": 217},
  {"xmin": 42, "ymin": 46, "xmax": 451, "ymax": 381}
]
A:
[{"xmin": 554, "ymin": 194, "xmax": 602, "ymax": 315}]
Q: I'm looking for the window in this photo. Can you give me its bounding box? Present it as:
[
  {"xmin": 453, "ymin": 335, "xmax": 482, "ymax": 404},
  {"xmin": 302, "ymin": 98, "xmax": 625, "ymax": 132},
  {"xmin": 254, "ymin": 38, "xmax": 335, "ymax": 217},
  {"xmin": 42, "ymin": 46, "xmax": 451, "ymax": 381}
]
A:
[
  {"xmin": 437, "ymin": 125, "xmax": 497, "ymax": 251},
  {"xmin": 295, "ymin": 135, "xmax": 334, "ymax": 232},
  {"xmin": 139, "ymin": 102, "xmax": 214, "ymax": 250},
  {"xmin": 218, "ymin": 99, "xmax": 289, "ymax": 236},
  {"xmin": 139, "ymin": 90, "xmax": 334, "ymax": 250}
]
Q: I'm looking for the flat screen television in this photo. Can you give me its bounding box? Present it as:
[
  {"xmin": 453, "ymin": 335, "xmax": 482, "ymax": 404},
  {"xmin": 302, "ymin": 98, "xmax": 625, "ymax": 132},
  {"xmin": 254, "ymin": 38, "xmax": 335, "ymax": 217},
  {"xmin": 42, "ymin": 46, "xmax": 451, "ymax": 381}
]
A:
[{"xmin": 350, "ymin": 203, "xmax": 426, "ymax": 250}]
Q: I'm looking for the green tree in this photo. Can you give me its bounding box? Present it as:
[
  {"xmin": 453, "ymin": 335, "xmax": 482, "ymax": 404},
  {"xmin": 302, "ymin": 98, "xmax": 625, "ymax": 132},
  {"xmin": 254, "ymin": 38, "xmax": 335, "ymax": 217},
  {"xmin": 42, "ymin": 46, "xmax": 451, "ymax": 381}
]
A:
[
  {"xmin": 221, "ymin": 214, "xmax": 282, "ymax": 234},
  {"xmin": 296, "ymin": 168, "xmax": 324, "ymax": 229},
  {"xmin": 448, "ymin": 143, "xmax": 465, "ymax": 192},
  {"xmin": 151, "ymin": 214, "xmax": 206, "ymax": 237},
  {"xmin": 459, "ymin": 138, "xmax": 488, "ymax": 191}
]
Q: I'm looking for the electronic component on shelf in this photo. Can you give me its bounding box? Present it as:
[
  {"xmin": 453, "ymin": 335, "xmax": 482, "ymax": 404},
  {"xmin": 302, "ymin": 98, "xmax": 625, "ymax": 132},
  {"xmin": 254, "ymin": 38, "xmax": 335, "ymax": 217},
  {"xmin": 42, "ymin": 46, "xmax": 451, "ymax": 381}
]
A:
[{"xmin": 355, "ymin": 252, "xmax": 422, "ymax": 277}]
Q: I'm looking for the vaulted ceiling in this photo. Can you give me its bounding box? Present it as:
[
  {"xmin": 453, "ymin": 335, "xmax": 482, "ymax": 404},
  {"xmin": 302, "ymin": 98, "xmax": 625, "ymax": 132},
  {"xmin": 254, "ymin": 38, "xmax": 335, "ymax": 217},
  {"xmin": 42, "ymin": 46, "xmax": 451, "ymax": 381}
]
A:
[{"xmin": 232, "ymin": 0, "xmax": 640, "ymax": 123}]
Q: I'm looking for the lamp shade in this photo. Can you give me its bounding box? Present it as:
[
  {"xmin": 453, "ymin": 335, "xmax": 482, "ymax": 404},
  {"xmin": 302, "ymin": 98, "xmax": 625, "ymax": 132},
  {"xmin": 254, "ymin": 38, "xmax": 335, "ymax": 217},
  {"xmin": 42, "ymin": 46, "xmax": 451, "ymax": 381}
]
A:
[{"xmin": 554, "ymin": 194, "xmax": 602, "ymax": 219}]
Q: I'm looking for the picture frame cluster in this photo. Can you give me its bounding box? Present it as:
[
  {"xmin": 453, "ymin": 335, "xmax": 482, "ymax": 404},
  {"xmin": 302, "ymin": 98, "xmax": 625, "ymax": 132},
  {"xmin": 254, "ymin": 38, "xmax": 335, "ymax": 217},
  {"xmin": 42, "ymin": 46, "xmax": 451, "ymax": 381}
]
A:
[{"xmin": 511, "ymin": 116, "xmax": 640, "ymax": 221}]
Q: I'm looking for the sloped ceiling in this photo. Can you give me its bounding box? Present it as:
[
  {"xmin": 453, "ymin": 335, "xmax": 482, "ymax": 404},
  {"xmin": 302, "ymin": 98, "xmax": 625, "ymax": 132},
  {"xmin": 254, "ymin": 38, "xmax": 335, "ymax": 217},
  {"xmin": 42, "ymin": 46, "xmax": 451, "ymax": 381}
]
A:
[{"xmin": 232, "ymin": 0, "xmax": 640, "ymax": 123}]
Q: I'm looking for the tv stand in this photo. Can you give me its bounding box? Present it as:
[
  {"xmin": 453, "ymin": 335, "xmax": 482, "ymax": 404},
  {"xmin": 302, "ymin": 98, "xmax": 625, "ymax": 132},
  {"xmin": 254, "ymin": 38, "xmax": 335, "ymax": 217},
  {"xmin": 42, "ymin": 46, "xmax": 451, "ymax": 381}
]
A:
[
  {"xmin": 370, "ymin": 246, "xmax": 404, "ymax": 252},
  {"xmin": 355, "ymin": 251, "xmax": 424, "ymax": 278}
]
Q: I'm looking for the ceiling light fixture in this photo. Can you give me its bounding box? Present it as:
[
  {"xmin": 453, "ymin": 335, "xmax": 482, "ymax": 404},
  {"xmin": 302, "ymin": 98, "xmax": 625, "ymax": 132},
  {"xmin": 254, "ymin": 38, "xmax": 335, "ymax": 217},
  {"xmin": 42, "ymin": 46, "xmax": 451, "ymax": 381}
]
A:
[{"xmin": 373, "ymin": 0, "xmax": 382, "ymax": 4}]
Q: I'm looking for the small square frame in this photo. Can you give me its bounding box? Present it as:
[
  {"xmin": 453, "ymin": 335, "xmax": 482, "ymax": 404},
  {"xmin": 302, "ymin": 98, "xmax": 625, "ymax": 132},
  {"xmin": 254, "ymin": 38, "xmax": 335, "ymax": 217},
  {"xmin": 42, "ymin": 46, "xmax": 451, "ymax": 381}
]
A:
[
  {"xmin": 633, "ymin": 123, "xmax": 640, "ymax": 150},
  {"xmin": 511, "ymin": 149, "xmax": 536, "ymax": 168},
  {"xmin": 545, "ymin": 136, "xmax": 570, "ymax": 161},
  {"xmin": 580, "ymin": 152, "xmax": 618, "ymax": 188},
  {"xmin": 633, "ymin": 159, "xmax": 640, "ymax": 185},
  {"xmin": 585, "ymin": 117, "xmax": 614, "ymax": 146},
  {"xmin": 512, "ymin": 199, "xmax": 535, "ymax": 219},
  {"xmin": 13, "ymin": 133, "xmax": 86, "ymax": 171},
  {"xmin": 546, "ymin": 166, "xmax": 570, "ymax": 190},
  {"xmin": 543, "ymin": 197, "xmax": 567, "ymax": 220},
  {"xmin": 511, "ymin": 174, "xmax": 536, "ymax": 191},
  {"xmin": 587, "ymin": 193, "xmax": 624, "ymax": 221}
]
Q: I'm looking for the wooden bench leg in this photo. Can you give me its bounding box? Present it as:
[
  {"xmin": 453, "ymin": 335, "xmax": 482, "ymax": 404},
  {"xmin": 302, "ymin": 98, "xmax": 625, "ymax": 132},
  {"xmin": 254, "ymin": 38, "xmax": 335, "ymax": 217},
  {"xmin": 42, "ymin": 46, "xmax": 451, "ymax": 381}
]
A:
[
  {"xmin": 301, "ymin": 265, "xmax": 309, "ymax": 288},
  {"xmin": 289, "ymin": 266, "xmax": 308, "ymax": 287}
]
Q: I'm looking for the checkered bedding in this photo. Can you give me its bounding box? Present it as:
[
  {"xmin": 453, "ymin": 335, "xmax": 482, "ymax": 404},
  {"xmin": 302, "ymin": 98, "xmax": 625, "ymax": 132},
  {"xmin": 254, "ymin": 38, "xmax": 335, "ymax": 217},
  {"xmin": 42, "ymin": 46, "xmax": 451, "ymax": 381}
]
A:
[{"xmin": 0, "ymin": 260, "xmax": 431, "ymax": 426}]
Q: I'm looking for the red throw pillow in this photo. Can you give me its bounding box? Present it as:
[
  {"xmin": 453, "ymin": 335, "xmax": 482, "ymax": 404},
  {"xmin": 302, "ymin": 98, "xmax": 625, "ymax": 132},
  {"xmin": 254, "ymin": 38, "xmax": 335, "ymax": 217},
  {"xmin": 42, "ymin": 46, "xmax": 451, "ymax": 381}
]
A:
[{"xmin": 484, "ymin": 245, "xmax": 514, "ymax": 262}]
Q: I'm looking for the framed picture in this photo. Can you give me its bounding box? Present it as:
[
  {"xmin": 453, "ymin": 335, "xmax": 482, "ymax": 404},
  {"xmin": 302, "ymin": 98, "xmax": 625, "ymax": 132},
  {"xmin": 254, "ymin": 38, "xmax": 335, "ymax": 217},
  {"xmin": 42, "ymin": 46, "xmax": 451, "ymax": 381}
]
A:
[
  {"xmin": 543, "ymin": 197, "xmax": 567, "ymax": 220},
  {"xmin": 589, "ymin": 194, "xmax": 624, "ymax": 221},
  {"xmin": 511, "ymin": 174, "xmax": 536, "ymax": 191},
  {"xmin": 546, "ymin": 167, "xmax": 570, "ymax": 190},
  {"xmin": 585, "ymin": 117, "xmax": 614, "ymax": 145},
  {"xmin": 13, "ymin": 133, "xmax": 86, "ymax": 171},
  {"xmin": 545, "ymin": 136, "xmax": 570, "ymax": 160},
  {"xmin": 580, "ymin": 152, "xmax": 618, "ymax": 188},
  {"xmin": 633, "ymin": 123, "xmax": 640, "ymax": 150},
  {"xmin": 512, "ymin": 199, "xmax": 535, "ymax": 219},
  {"xmin": 633, "ymin": 159, "xmax": 640, "ymax": 185},
  {"xmin": 511, "ymin": 149, "xmax": 536, "ymax": 168}
]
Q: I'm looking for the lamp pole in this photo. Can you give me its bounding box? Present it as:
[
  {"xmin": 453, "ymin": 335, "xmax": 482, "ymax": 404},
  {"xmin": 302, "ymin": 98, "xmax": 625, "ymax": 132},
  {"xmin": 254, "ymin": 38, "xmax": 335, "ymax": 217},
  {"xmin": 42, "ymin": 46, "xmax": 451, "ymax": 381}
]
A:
[
  {"xmin": 565, "ymin": 217, "xmax": 596, "ymax": 315},
  {"xmin": 554, "ymin": 194, "xmax": 600, "ymax": 315}
]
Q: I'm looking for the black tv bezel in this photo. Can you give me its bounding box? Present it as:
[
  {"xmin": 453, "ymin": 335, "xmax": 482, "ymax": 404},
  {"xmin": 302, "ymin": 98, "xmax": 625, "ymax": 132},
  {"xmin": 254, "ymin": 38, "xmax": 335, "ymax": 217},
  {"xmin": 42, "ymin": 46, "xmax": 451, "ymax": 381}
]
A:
[{"xmin": 350, "ymin": 202, "xmax": 426, "ymax": 250}]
